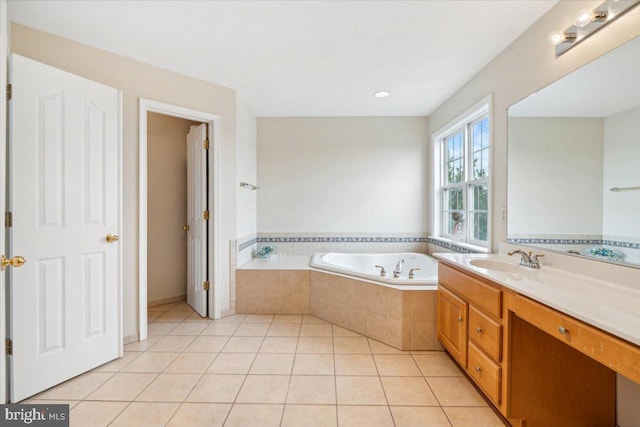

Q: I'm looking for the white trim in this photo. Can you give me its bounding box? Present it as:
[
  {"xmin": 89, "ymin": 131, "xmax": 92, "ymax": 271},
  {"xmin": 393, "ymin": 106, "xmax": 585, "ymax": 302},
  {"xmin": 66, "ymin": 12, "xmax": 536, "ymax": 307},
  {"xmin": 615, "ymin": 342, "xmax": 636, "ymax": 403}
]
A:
[
  {"xmin": 117, "ymin": 91, "xmax": 124, "ymax": 357},
  {"xmin": 431, "ymin": 94, "xmax": 493, "ymax": 251},
  {"xmin": 0, "ymin": 0, "xmax": 7, "ymax": 404},
  {"xmin": 138, "ymin": 99, "xmax": 221, "ymax": 341}
]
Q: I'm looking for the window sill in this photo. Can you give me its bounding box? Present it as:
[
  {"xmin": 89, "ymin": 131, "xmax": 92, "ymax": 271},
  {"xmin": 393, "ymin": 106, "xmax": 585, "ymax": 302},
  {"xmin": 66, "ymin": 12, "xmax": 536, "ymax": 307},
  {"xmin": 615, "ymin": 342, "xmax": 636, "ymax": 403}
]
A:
[{"xmin": 428, "ymin": 236, "xmax": 490, "ymax": 254}]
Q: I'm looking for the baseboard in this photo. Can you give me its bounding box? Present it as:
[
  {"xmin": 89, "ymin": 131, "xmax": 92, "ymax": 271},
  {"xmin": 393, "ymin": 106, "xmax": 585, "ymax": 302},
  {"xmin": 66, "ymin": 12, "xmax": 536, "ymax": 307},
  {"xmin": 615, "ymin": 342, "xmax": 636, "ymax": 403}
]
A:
[
  {"xmin": 123, "ymin": 333, "xmax": 139, "ymax": 345},
  {"xmin": 220, "ymin": 307, "xmax": 236, "ymax": 318},
  {"xmin": 147, "ymin": 294, "xmax": 186, "ymax": 307}
]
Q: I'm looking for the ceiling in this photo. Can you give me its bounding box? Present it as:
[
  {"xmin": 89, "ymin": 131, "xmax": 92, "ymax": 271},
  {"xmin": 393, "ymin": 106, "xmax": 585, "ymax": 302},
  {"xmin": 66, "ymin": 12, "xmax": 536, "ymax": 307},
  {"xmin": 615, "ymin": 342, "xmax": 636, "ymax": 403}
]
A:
[
  {"xmin": 509, "ymin": 35, "xmax": 640, "ymax": 118},
  {"xmin": 8, "ymin": 0, "xmax": 557, "ymax": 117}
]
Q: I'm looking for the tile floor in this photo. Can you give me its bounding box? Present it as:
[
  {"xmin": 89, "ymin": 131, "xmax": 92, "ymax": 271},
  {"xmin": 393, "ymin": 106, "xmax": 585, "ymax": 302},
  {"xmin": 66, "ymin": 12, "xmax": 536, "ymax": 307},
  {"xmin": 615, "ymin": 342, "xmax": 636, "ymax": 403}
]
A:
[{"xmin": 26, "ymin": 302, "xmax": 506, "ymax": 427}]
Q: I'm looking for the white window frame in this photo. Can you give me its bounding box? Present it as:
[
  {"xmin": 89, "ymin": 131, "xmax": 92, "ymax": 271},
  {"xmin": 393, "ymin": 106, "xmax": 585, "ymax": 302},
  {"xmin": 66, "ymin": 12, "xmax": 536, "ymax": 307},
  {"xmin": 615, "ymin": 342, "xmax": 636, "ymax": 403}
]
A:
[{"xmin": 432, "ymin": 95, "xmax": 492, "ymax": 252}]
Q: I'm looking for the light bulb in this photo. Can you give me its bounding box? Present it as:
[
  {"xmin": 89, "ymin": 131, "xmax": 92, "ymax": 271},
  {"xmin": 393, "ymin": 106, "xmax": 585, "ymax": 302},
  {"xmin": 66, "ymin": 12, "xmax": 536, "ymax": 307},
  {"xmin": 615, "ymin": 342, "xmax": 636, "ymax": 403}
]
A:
[
  {"xmin": 574, "ymin": 9, "xmax": 593, "ymax": 27},
  {"xmin": 547, "ymin": 30, "xmax": 565, "ymax": 46}
]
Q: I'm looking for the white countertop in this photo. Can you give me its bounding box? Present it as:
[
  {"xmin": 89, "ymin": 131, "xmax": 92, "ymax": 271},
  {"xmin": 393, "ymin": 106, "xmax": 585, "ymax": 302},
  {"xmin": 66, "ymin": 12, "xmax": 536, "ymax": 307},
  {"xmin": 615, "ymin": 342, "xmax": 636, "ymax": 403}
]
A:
[
  {"xmin": 433, "ymin": 253, "xmax": 640, "ymax": 347},
  {"xmin": 238, "ymin": 255, "xmax": 311, "ymax": 270}
]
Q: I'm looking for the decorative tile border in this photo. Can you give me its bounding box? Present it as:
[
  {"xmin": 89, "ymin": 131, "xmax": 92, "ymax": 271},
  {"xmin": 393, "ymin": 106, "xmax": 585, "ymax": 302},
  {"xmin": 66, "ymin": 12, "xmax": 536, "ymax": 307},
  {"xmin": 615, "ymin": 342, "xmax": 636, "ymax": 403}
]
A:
[
  {"xmin": 426, "ymin": 238, "xmax": 481, "ymax": 254},
  {"xmin": 246, "ymin": 234, "xmax": 482, "ymax": 255},
  {"xmin": 256, "ymin": 236, "xmax": 428, "ymax": 244},
  {"xmin": 238, "ymin": 238, "xmax": 257, "ymax": 251},
  {"xmin": 507, "ymin": 238, "xmax": 640, "ymax": 249}
]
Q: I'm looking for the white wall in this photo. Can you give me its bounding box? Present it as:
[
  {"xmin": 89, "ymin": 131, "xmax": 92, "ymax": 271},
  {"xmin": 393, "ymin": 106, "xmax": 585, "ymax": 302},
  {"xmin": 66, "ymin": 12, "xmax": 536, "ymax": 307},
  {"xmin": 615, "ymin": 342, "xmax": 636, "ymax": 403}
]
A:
[
  {"xmin": 257, "ymin": 117, "xmax": 429, "ymax": 233},
  {"xmin": 236, "ymin": 95, "xmax": 257, "ymax": 239},
  {"xmin": 603, "ymin": 106, "xmax": 640, "ymax": 239},
  {"xmin": 508, "ymin": 117, "xmax": 604, "ymax": 235},
  {"xmin": 11, "ymin": 23, "xmax": 238, "ymax": 337},
  {"xmin": 428, "ymin": 0, "xmax": 640, "ymax": 251}
]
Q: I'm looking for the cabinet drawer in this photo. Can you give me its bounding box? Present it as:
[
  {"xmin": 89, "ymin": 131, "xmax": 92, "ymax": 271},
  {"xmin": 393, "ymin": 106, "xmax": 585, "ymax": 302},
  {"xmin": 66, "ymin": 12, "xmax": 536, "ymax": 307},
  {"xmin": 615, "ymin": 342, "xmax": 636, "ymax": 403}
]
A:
[
  {"xmin": 469, "ymin": 305, "xmax": 502, "ymax": 361},
  {"xmin": 468, "ymin": 341, "xmax": 501, "ymax": 405},
  {"xmin": 439, "ymin": 264, "xmax": 502, "ymax": 319},
  {"xmin": 513, "ymin": 294, "xmax": 640, "ymax": 384}
]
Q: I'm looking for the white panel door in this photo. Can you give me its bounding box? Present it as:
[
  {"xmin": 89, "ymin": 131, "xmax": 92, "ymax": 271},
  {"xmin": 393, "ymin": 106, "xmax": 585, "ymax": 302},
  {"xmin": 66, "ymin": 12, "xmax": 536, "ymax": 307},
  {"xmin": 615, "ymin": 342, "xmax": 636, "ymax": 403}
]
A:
[
  {"xmin": 9, "ymin": 54, "xmax": 121, "ymax": 402},
  {"xmin": 186, "ymin": 124, "xmax": 207, "ymax": 317}
]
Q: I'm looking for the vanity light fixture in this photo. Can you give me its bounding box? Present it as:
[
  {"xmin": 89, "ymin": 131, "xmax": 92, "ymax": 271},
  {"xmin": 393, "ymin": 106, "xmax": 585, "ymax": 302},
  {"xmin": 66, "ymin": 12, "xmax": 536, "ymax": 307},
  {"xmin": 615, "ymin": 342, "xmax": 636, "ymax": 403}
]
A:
[
  {"xmin": 373, "ymin": 91, "xmax": 390, "ymax": 98},
  {"xmin": 548, "ymin": 0, "xmax": 639, "ymax": 57}
]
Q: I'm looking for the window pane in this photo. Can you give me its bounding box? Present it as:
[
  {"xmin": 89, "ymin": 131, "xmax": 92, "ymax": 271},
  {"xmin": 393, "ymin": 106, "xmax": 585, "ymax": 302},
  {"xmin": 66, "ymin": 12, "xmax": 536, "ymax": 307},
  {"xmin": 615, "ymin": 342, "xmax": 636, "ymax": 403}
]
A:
[
  {"xmin": 445, "ymin": 131, "xmax": 464, "ymax": 184},
  {"xmin": 469, "ymin": 182, "xmax": 488, "ymax": 242},
  {"xmin": 470, "ymin": 117, "xmax": 489, "ymax": 180},
  {"xmin": 481, "ymin": 118, "xmax": 489, "ymax": 149},
  {"xmin": 472, "ymin": 122, "xmax": 482, "ymax": 152},
  {"xmin": 443, "ymin": 188, "xmax": 463, "ymax": 211},
  {"xmin": 470, "ymin": 212, "xmax": 488, "ymax": 242},
  {"xmin": 470, "ymin": 184, "xmax": 488, "ymax": 210}
]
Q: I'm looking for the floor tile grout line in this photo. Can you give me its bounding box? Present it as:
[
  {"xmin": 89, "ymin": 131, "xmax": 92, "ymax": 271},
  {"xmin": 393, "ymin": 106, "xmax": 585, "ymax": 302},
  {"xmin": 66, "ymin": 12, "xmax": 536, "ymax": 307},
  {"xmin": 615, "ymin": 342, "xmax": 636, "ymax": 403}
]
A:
[{"xmin": 53, "ymin": 303, "xmax": 500, "ymax": 426}]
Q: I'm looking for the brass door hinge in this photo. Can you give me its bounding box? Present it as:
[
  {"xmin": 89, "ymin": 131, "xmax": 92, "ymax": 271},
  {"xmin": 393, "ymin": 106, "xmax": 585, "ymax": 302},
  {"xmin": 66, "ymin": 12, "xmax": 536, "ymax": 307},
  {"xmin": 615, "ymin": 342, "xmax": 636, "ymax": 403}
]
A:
[
  {"xmin": 5, "ymin": 211, "xmax": 12, "ymax": 228},
  {"xmin": 6, "ymin": 83, "xmax": 11, "ymax": 101},
  {"xmin": 6, "ymin": 338, "xmax": 12, "ymax": 356},
  {"xmin": 203, "ymin": 139, "xmax": 210, "ymax": 150},
  {"xmin": 203, "ymin": 281, "xmax": 210, "ymax": 291},
  {"xmin": 203, "ymin": 210, "xmax": 210, "ymax": 221}
]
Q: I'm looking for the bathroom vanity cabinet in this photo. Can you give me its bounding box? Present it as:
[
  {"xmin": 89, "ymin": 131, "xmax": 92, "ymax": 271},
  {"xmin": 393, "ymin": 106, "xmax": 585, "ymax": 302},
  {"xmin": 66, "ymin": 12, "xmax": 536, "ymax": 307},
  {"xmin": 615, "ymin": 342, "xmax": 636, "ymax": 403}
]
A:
[
  {"xmin": 437, "ymin": 264, "xmax": 503, "ymax": 406},
  {"xmin": 435, "ymin": 261, "xmax": 639, "ymax": 426}
]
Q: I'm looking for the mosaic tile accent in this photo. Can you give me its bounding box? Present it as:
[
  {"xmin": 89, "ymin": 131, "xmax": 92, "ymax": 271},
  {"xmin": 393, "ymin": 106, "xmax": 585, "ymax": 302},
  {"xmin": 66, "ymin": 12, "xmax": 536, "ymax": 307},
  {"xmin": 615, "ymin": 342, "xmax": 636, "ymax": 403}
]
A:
[
  {"xmin": 238, "ymin": 238, "xmax": 257, "ymax": 251},
  {"xmin": 507, "ymin": 238, "xmax": 640, "ymax": 249},
  {"xmin": 257, "ymin": 236, "xmax": 428, "ymax": 244},
  {"xmin": 247, "ymin": 234, "xmax": 481, "ymax": 255},
  {"xmin": 426, "ymin": 238, "xmax": 482, "ymax": 254}
]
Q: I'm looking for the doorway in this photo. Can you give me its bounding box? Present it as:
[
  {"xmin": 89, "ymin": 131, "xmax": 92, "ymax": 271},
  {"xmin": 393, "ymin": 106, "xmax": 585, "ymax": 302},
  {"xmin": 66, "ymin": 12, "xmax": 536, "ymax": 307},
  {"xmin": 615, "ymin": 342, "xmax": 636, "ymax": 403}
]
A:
[
  {"xmin": 138, "ymin": 99, "xmax": 221, "ymax": 341},
  {"xmin": 146, "ymin": 113, "xmax": 200, "ymax": 310}
]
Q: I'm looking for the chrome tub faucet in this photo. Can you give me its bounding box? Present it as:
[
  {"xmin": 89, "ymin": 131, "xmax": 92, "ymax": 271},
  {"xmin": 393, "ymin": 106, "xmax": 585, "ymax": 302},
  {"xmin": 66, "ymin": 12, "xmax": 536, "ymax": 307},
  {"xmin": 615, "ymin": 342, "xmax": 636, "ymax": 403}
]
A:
[{"xmin": 393, "ymin": 259, "xmax": 405, "ymax": 278}]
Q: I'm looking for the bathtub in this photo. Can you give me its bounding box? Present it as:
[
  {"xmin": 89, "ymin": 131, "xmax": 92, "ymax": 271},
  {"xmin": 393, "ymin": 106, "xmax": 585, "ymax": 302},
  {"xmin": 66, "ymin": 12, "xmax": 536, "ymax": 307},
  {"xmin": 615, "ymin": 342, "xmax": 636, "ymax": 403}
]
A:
[{"xmin": 310, "ymin": 252, "xmax": 438, "ymax": 288}]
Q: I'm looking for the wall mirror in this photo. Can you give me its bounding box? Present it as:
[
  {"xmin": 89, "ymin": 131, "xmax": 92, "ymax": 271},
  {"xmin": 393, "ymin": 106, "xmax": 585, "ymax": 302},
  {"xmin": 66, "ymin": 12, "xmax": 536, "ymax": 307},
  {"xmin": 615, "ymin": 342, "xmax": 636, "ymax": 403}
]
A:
[{"xmin": 507, "ymin": 36, "xmax": 640, "ymax": 268}]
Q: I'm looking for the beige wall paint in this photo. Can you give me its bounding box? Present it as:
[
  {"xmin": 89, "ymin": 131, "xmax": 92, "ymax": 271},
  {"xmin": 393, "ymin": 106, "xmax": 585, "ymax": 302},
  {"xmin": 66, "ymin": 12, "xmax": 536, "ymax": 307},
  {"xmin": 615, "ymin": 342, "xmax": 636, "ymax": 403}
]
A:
[
  {"xmin": 257, "ymin": 117, "xmax": 429, "ymax": 233},
  {"xmin": 428, "ymin": 1, "xmax": 640, "ymax": 251},
  {"xmin": 11, "ymin": 23, "xmax": 239, "ymax": 337},
  {"xmin": 147, "ymin": 112, "xmax": 199, "ymax": 305}
]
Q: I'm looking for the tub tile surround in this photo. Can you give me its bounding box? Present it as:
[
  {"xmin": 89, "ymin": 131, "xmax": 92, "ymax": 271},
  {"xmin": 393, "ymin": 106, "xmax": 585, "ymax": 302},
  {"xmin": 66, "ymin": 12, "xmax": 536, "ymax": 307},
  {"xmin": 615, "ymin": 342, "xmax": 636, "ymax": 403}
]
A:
[{"xmin": 236, "ymin": 256, "xmax": 438, "ymax": 351}]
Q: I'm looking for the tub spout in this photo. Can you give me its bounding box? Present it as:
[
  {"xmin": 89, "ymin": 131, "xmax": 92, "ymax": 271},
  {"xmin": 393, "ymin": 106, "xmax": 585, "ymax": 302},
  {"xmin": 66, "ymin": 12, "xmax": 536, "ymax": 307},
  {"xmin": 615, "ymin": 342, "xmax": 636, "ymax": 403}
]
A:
[{"xmin": 393, "ymin": 259, "xmax": 405, "ymax": 278}]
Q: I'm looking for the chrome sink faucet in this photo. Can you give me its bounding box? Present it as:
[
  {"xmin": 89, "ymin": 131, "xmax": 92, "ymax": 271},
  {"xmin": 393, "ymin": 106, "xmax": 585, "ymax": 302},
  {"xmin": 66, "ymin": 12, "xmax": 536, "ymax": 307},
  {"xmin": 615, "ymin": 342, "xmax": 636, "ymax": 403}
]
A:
[
  {"xmin": 508, "ymin": 250, "xmax": 544, "ymax": 268},
  {"xmin": 393, "ymin": 259, "xmax": 405, "ymax": 278}
]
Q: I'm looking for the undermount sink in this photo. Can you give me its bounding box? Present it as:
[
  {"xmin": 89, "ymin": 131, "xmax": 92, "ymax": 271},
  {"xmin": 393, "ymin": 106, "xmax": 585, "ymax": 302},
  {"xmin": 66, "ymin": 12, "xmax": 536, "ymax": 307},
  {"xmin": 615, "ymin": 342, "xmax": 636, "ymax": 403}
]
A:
[{"xmin": 468, "ymin": 259, "xmax": 528, "ymax": 273}]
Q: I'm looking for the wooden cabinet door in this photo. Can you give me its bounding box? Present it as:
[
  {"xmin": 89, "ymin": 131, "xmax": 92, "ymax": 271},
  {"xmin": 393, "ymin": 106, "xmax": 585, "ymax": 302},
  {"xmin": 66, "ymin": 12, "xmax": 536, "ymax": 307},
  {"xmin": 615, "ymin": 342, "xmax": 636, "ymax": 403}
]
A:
[{"xmin": 437, "ymin": 286, "xmax": 468, "ymax": 367}]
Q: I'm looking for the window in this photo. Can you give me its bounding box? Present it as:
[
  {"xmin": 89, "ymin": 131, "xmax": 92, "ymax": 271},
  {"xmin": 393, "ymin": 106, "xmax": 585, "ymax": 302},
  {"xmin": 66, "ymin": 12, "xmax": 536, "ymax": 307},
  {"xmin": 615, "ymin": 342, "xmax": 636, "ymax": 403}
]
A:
[{"xmin": 434, "ymin": 98, "xmax": 490, "ymax": 248}]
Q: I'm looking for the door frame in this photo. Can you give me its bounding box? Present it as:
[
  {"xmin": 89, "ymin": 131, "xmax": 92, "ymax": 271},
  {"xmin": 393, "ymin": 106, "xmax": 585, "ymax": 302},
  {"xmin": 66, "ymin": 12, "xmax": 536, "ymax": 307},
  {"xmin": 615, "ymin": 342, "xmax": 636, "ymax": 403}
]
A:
[
  {"xmin": 1, "ymin": 0, "xmax": 8, "ymax": 404},
  {"xmin": 138, "ymin": 99, "xmax": 221, "ymax": 340}
]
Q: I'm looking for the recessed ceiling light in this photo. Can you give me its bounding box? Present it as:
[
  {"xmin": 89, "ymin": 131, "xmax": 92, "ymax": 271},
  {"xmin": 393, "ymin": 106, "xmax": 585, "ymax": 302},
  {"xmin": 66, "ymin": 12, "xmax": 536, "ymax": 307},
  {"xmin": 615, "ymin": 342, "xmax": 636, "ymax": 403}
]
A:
[{"xmin": 374, "ymin": 91, "xmax": 390, "ymax": 98}]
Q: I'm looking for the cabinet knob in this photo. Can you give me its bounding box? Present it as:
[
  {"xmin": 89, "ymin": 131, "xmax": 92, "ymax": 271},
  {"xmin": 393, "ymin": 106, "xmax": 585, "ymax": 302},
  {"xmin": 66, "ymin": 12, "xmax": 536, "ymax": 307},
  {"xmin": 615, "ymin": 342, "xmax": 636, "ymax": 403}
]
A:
[
  {"xmin": 558, "ymin": 326, "xmax": 568, "ymax": 335},
  {"xmin": 457, "ymin": 317, "xmax": 463, "ymax": 322},
  {"xmin": 475, "ymin": 366, "xmax": 482, "ymax": 372},
  {"xmin": 476, "ymin": 327, "xmax": 483, "ymax": 333}
]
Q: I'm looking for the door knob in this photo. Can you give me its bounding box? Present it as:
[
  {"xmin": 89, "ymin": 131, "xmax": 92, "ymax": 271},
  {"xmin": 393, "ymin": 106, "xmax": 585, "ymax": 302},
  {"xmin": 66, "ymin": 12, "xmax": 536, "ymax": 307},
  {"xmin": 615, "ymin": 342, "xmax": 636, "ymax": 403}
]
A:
[
  {"xmin": 1, "ymin": 255, "xmax": 26, "ymax": 271},
  {"xmin": 106, "ymin": 234, "xmax": 120, "ymax": 243}
]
